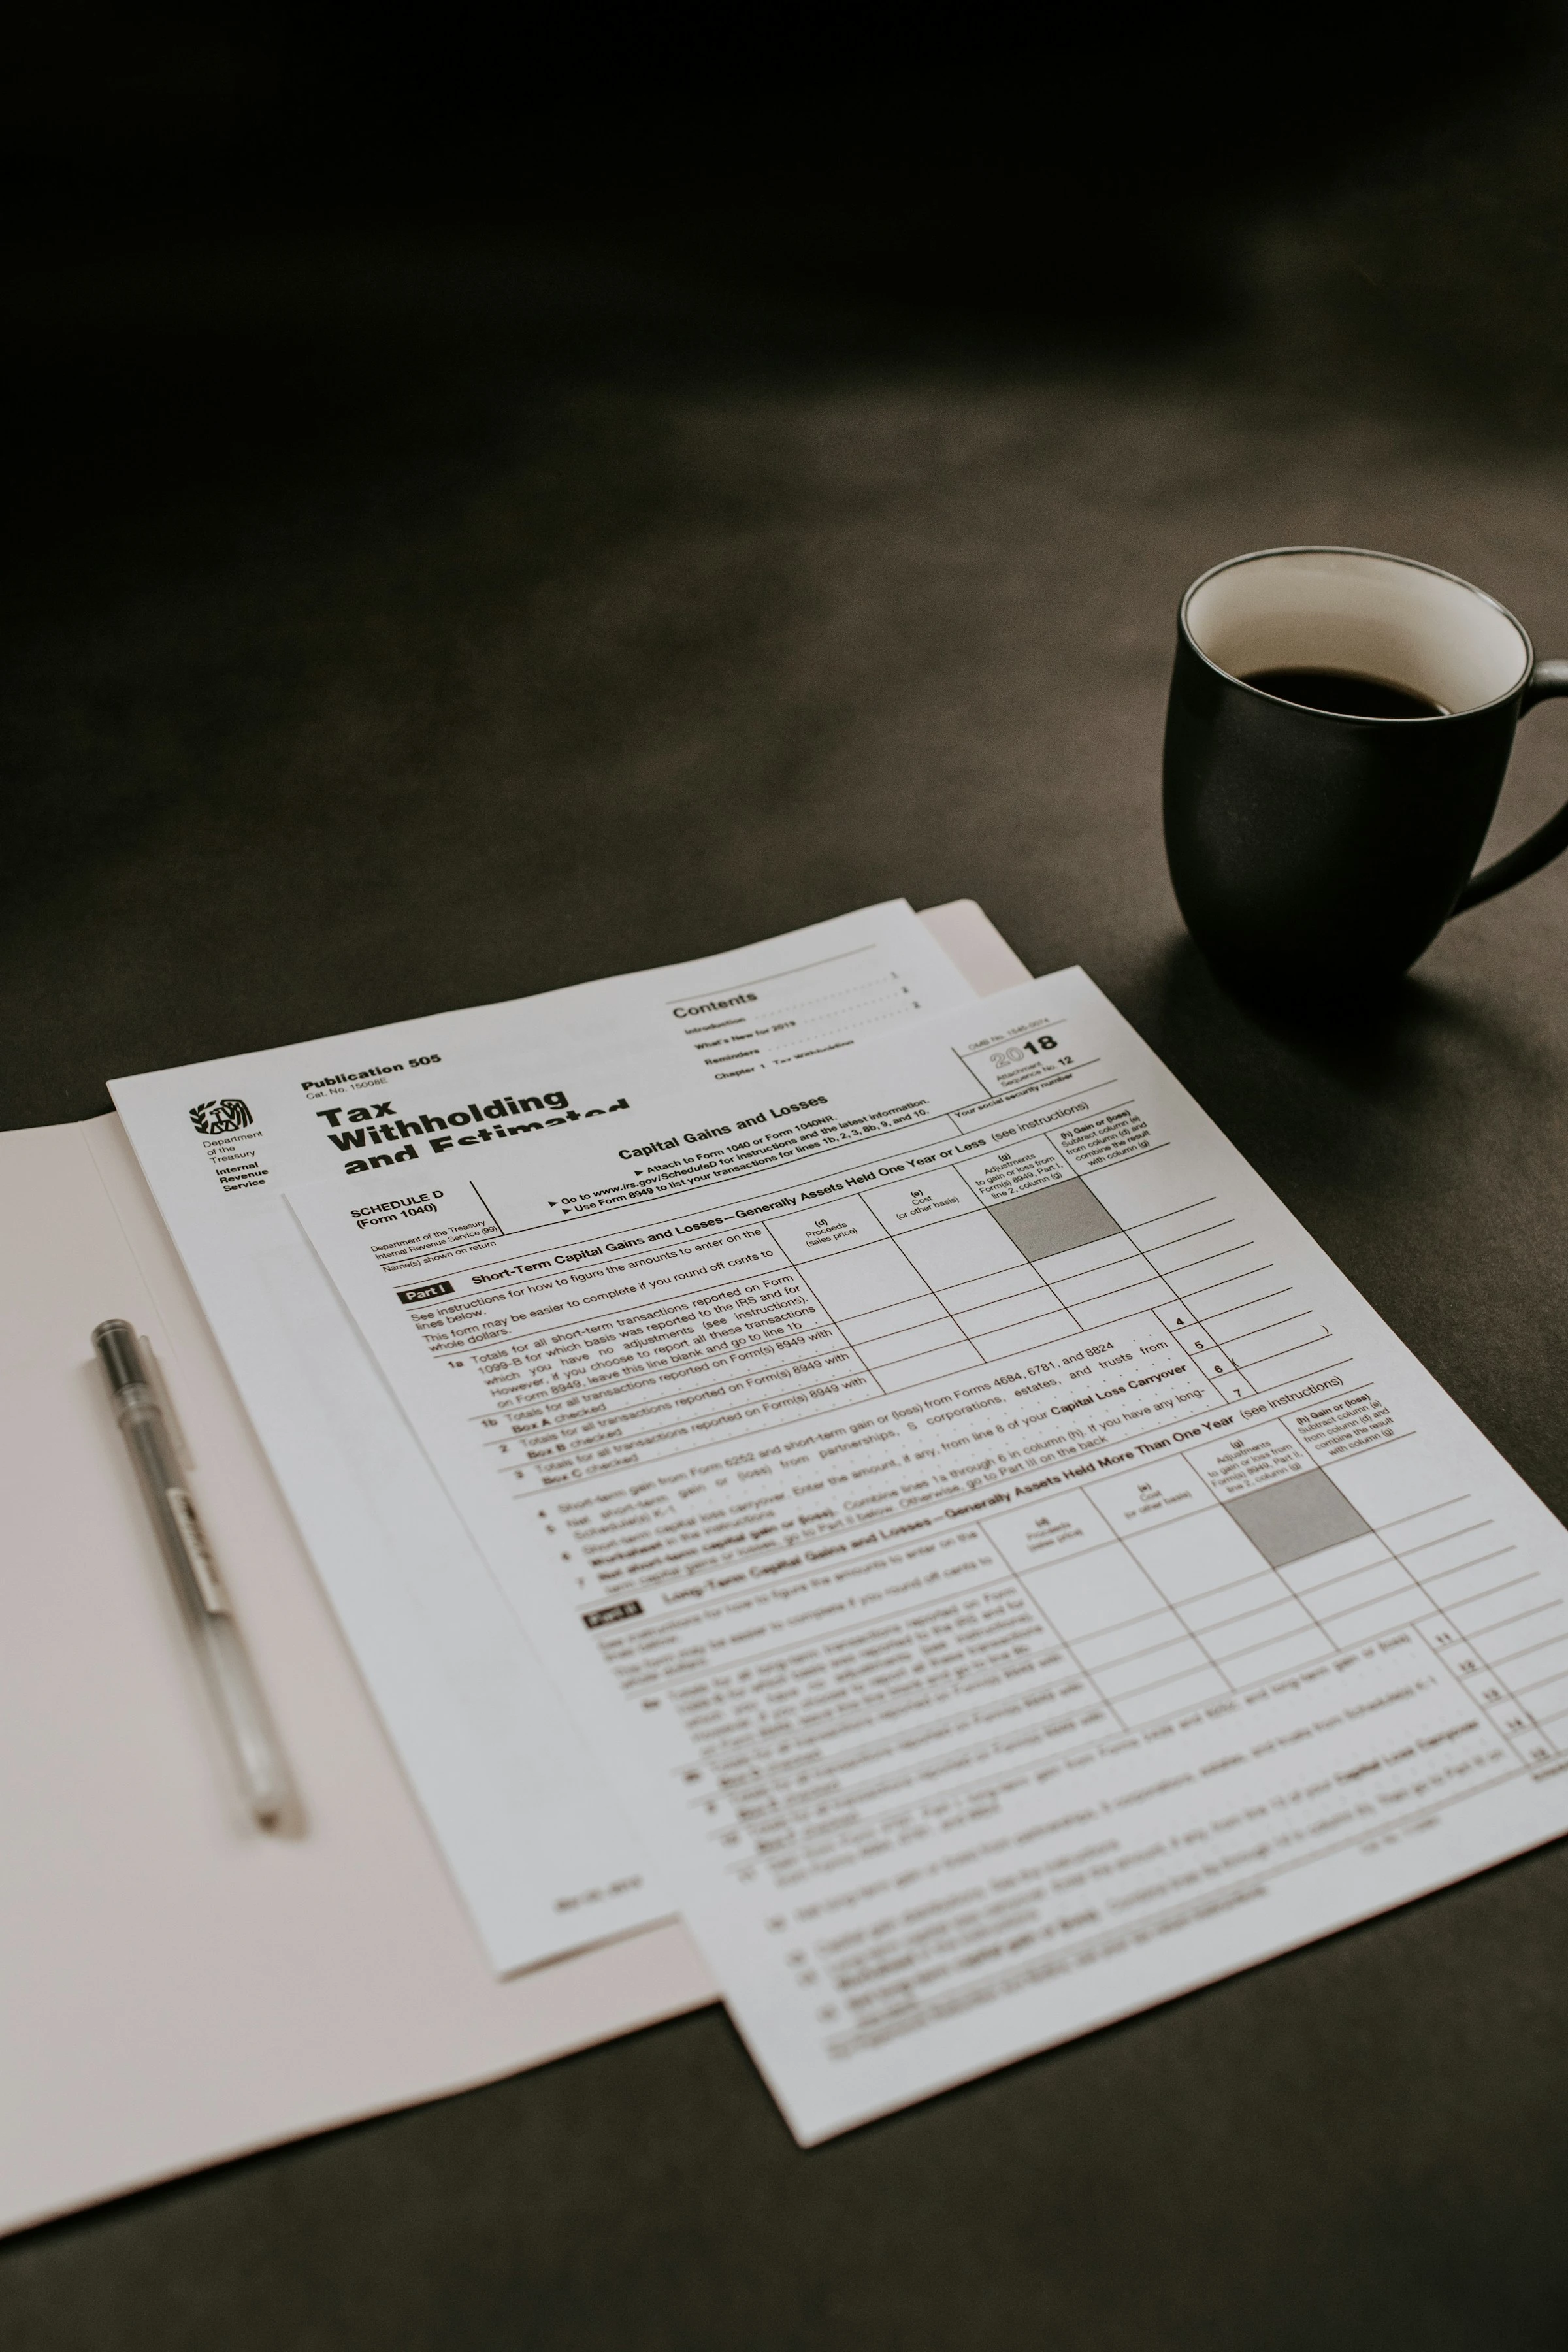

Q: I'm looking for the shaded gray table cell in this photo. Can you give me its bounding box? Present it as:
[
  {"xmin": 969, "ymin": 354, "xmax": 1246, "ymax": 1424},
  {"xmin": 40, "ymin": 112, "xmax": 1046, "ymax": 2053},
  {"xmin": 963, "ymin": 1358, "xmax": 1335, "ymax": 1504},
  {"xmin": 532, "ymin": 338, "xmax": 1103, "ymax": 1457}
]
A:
[
  {"xmin": 987, "ymin": 1178, "xmax": 1120, "ymax": 1264},
  {"xmin": 1223, "ymin": 1469, "xmax": 1371, "ymax": 1569}
]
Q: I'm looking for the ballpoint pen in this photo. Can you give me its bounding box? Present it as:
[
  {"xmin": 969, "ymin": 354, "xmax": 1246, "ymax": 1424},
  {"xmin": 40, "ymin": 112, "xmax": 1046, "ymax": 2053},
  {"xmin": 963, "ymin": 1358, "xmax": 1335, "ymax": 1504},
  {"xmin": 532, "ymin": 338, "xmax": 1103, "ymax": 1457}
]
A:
[{"xmin": 92, "ymin": 1318, "xmax": 293, "ymax": 1829}]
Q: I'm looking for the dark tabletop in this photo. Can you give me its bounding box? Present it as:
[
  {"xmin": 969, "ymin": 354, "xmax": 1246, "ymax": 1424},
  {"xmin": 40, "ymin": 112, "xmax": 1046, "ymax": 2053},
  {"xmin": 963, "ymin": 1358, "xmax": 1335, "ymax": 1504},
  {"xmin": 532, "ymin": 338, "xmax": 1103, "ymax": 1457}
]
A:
[{"xmin": 7, "ymin": 11, "xmax": 1568, "ymax": 2347}]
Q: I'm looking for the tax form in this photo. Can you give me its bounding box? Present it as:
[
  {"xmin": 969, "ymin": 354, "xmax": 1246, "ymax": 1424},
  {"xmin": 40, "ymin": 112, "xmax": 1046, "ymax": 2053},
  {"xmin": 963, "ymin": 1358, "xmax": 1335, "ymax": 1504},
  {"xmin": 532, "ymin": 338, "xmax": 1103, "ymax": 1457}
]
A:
[
  {"xmin": 109, "ymin": 904, "xmax": 975, "ymax": 1972},
  {"xmin": 292, "ymin": 970, "xmax": 1568, "ymax": 2140}
]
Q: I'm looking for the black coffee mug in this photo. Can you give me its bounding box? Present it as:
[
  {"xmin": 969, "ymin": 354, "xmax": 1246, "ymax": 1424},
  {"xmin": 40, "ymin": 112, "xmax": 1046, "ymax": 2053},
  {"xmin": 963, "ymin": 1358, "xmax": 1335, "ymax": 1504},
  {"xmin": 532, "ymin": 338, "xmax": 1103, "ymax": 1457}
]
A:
[{"xmin": 1163, "ymin": 546, "xmax": 1568, "ymax": 1003}]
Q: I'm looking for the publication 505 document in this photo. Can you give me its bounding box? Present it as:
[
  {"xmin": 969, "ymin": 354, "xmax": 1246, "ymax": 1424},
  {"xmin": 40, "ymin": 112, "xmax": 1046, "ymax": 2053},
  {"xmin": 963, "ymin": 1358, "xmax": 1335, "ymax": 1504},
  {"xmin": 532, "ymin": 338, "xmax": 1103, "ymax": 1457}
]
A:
[
  {"xmin": 110, "ymin": 904, "xmax": 976, "ymax": 1972},
  {"xmin": 292, "ymin": 970, "xmax": 1568, "ymax": 2140}
]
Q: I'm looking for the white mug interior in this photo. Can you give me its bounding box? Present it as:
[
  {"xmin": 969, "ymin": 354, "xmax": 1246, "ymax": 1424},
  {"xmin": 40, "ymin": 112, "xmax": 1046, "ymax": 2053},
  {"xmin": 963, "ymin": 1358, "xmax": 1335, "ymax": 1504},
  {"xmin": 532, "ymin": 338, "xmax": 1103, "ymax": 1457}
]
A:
[{"xmin": 1184, "ymin": 547, "xmax": 1531, "ymax": 715}]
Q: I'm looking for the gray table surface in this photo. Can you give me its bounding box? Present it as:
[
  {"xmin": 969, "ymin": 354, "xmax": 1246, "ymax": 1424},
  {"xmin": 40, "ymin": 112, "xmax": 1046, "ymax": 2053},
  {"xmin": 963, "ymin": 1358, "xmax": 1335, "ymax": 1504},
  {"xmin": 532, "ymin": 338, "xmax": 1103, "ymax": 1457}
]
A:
[{"xmin": 6, "ymin": 31, "xmax": 1568, "ymax": 2349}]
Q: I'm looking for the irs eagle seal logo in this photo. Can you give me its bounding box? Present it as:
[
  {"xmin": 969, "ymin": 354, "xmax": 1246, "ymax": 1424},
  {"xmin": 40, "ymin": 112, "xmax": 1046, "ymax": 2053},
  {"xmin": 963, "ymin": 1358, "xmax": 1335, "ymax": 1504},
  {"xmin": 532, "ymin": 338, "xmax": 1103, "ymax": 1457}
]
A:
[{"xmin": 189, "ymin": 1099, "xmax": 253, "ymax": 1136}]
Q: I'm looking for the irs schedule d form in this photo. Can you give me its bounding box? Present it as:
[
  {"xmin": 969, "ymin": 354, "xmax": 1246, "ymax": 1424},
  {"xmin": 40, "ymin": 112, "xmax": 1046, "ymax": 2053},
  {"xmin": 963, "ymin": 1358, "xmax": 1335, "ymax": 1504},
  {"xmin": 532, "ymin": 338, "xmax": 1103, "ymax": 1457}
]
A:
[{"xmin": 293, "ymin": 971, "xmax": 1568, "ymax": 2141}]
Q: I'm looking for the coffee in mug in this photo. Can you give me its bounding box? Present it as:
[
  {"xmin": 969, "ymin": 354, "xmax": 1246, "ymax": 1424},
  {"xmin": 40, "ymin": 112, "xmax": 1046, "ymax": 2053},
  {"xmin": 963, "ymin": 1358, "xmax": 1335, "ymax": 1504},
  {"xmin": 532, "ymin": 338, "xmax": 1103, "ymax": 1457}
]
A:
[{"xmin": 1162, "ymin": 546, "xmax": 1568, "ymax": 1004}]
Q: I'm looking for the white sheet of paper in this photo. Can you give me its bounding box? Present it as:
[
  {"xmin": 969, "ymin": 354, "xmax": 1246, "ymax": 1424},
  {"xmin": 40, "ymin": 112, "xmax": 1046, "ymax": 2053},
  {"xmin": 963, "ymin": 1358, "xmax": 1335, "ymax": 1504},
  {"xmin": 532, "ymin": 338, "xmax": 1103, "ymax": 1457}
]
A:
[
  {"xmin": 0, "ymin": 1113, "xmax": 717, "ymax": 2240},
  {"xmin": 293, "ymin": 969, "xmax": 1568, "ymax": 2141},
  {"xmin": 109, "ymin": 904, "xmax": 976, "ymax": 1972}
]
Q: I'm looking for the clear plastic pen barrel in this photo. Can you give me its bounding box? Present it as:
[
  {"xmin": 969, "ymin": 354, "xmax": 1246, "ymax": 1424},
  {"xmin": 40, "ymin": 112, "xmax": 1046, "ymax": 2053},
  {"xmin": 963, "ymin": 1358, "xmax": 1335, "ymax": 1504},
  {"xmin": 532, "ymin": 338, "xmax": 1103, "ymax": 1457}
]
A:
[{"xmin": 93, "ymin": 1319, "xmax": 291, "ymax": 1827}]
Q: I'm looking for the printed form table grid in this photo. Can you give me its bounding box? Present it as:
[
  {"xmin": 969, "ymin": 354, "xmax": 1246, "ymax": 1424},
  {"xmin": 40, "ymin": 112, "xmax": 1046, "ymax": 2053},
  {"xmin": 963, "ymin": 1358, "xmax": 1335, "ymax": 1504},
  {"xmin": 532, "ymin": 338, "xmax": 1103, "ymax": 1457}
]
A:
[{"xmin": 454, "ymin": 1123, "xmax": 1567, "ymax": 1771}]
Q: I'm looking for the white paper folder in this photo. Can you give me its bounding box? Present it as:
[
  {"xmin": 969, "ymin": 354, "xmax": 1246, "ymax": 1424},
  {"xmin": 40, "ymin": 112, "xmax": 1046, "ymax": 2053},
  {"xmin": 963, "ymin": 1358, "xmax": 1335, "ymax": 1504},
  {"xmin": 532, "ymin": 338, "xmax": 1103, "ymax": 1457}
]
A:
[{"xmin": 0, "ymin": 901, "xmax": 1028, "ymax": 2236}]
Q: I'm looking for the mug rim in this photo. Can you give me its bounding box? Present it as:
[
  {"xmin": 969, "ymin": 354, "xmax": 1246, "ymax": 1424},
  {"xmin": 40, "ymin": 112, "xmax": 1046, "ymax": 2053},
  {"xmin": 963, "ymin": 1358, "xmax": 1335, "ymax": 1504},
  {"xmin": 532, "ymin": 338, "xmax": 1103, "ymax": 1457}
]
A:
[{"xmin": 1179, "ymin": 544, "xmax": 1535, "ymax": 721}]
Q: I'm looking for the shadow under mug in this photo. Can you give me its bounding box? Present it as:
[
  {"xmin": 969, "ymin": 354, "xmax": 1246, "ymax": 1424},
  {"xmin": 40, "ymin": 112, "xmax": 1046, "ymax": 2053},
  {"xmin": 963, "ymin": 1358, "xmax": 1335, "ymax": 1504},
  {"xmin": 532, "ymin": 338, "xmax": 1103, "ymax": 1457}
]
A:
[{"xmin": 1162, "ymin": 546, "xmax": 1568, "ymax": 1004}]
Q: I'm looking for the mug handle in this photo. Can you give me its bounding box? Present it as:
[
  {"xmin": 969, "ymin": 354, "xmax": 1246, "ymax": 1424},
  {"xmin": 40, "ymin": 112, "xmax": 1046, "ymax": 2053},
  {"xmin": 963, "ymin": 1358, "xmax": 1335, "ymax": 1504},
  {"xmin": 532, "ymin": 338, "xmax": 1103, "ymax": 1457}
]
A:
[{"xmin": 1454, "ymin": 658, "xmax": 1568, "ymax": 911}]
